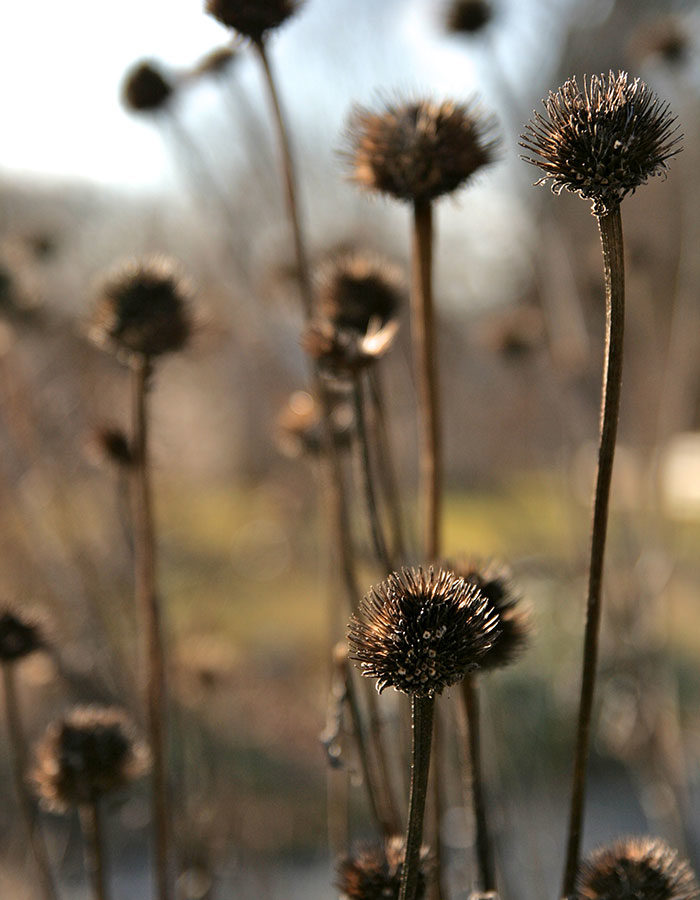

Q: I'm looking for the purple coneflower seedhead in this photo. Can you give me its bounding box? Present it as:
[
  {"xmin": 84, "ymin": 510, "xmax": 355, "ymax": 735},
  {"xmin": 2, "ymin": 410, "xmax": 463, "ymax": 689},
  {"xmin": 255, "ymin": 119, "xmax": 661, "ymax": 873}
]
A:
[
  {"xmin": 349, "ymin": 567, "xmax": 499, "ymax": 697},
  {"xmin": 204, "ymin": 0, "xmax": 301, "ymax": 43},
  {"xmin": 90, "ymin": 256, "xmax": 193, "ymax": 361},
  {"xmin": 32, "ymin": 706, "xmax": 150, "ymax": 811},
  {"xmin": 345, "ymin": 98, "xmax": 499, "ymax": 204},
  {"xmin": 122, "ymin": 61, "xmax": 174, "ymax": 113},
  {"xmin": 576, "ymin": 837, "xmax": 700, "ymax": 900},
  {"xmin": 0, "ymin": 609, "xmax": 43, "ymax": 663},
  {"xmin": 317, "ymin": 251, "xmax": 405, "ymax": 333},
  {"xmin": 446, "ymin": 0, "xmax": 493, "ymax": 35},
  {"xmin": 520, "ymin": 71, "xmax": 682, "ymax": 215},
  {"xmin": 337, "ymin": 836, "xmax": 430, "ymax": 900}
]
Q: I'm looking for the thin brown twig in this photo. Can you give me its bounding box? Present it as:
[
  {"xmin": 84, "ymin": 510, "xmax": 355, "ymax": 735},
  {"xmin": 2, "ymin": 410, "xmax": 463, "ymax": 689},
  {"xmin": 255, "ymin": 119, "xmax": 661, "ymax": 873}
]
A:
[
  {"xmin": 399, "ymin": 694, "xmax": 435, "ymax": 900},
  {"xmin": 79, "ymin": 799, "xmax": 108, "ymax": 900}
]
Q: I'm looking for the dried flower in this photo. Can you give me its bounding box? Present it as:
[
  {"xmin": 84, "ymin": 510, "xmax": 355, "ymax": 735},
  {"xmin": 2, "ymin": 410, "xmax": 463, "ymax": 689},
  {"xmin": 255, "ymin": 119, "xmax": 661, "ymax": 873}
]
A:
[
  {"xmin": 0, "ymin": 609, "xmax": 43, "ymax": 663},
  {"xmin": 89, "ymin": 256, "xmax": 193, "ymax": 361},
  {"xmin": 302, "ymin": 318, "xmax": 398, "ymax": 376},
  {"xmin": 348, "ymin": 566, "xmax": 499, "ymax": 697},
  {"xmin": 204, "ymin": 0, "xmax": 301, "ymax": 43},
  {"xmin": 451, "ymin": 560, "xmax": 529, "ymax": 670},
  {"xmin": 345, "ymin": 97, "xmax": 499, "ymax": 204},
  {"xmin": 33, "ymin": 706, "xmax": 150, "ymax": 811},
  {"xmin": 337, "ymin": 836, "xmax": 431, "ymax": 900},
  {"xmin": 317, "ymin": 251, "xmax": 405, "ymax": 333},
  {"xmin": 576, "ymin": 837, "xmax": 699, "ymax": 900},
  {"xmin": 520, "ymin": 71, "xmax": 682, "ymax": 215},
  {"xmin": 122, "ymin": 61, "xmax": 174, "ymax": 113},
  {"xmin": 445, "ymin": 0, "xmax": 493, "ymax": 35}
]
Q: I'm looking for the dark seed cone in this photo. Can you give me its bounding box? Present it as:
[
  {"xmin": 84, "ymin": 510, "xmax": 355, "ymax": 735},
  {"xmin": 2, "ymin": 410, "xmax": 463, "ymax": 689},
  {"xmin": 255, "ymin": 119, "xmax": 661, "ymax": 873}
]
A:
[
  {"xmin": 316, "ymin": 251, "xmax": 405, "ymax": 333},
  {"xmin": 32, "ymin": 706, "xmax": 150, "ymax": 812},
  {"xmin": 337, "ymin": 836, "xmax": 431, "ymax": 900},
  {"xmin": 451, "ymin": 559, "xmax": 530, "ymax": 670},
  {"xmin": 204, "ymin": 0, "xmax": 301, "ymax": 43},
  {"xmin": 348, "ymin": 566, "xmax": 499, "ymax": 697},
  {"xmin": 122, "ymin": 61, "xmax": 174, "ymax": 113},
  {"xmin": 520, "ymin": 71, "xmax": 682, "ymax": 215},
  {"xmin": 345, "ymin": 97, "xmax": 499, "ymax": 204},
  {"xmin": 576, "ymin": 837, "xmax": 700, "ymax": 900},
  {"xmin": 0, "ymin": 609, "xmax": 43, "ymax": 663},
  {"xmin": 445, "ymin": 0, "xmax": 493, "ymax": 35},
  {"xmin": 89, "ymin": 256, "xmax": 193, "ymax": 361}
]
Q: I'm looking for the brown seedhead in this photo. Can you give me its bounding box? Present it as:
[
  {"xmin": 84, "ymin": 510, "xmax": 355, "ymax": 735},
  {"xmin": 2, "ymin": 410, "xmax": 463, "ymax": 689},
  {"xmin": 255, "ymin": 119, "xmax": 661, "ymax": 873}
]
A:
[
  {"xmin": 0, "ymin": 608, "xmax": 43, "ymax": 663},
  {"xmin": 204, "ymin": 0, "xmax": 301, "ymax": 43},
  {"xmin": 316, "ymin": 250, "xmax": 405, "ymax": 333},
  {"xmin": 445, "ymin": 0, "xmax": 493, "ymax": 35},
  {"xmin": 337, "ymin": 836, "xmax": 431, "ymax": 900},
  {"xmin": 122, "ymin": 61, "xmax": 174, "ymax": 113},
  {"xmin": 302, "ymin": 318, "xmax": 398, "ymax": 377}
]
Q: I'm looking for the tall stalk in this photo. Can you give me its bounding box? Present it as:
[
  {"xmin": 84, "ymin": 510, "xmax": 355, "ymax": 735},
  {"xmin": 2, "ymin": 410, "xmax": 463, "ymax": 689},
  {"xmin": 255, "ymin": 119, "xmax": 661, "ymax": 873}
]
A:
[
  {"xmin": 2, "ymin": 663, "xmax": 59, "ymax": 900},
  {"xmin": 461, "ymin": 674, "xmax": 495, "ymax": 893},
  {"xmin": 131, "ymin": 357, "xmax": 172, "ymax": 900},
  {"xmin": 79, "ymin": 799, "xmax": 108, "ymax": 900},
  {"xmin": 399, "ymin": 695, "xmax": 435, "ymax": 900},
  {"xmin": 561, "ymin": 206, "xmax": 625, "ymax": 898}
]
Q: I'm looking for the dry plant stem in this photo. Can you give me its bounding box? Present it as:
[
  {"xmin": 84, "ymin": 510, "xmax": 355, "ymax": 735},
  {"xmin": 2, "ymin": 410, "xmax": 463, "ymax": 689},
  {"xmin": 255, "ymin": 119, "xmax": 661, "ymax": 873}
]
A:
[
  {"xmin": 461, "ymin": 675, "xmax": 496, "ymax": 892},
  {"xmin": 368, "ymin": 369, "xmax": 406, "ymax": 560},
  {"xmin": 411, "ymin": 201, "xmax": 441, "ymax": 561},
  {"xmin": 131, "ymin": 358, "xmax": 172, "ymax": 900},
  {"xmin": 561, "ymin": 205, "xmax": 625, "ymax": 900},
  {"xmin": 80, "ymin": 799, "xmax": 108, "ymax": 900},
  {"xmin": 399, "ymin": 694, "xmax": 435, "ymax": 900},
  {"xmin": 352, "ymin": 376, "xmax": 393, "ymax": 570},
  {"xmin": 2, "ymin": 664, "xmax": 59, "ymax": 900},
  {"xmin": 254, "ymin": 38, "xmax": 313, "ymax": 317},
  {"xmin": 428, "ymin": 701, "xmax": 445, "ymax": 900}
]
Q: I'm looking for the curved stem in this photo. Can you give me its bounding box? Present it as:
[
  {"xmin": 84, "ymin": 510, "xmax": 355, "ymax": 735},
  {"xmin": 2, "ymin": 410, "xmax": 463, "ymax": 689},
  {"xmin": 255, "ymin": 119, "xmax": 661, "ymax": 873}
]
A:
[
  {"xmin": 561, "ymin": 206, "xmax": 625, "ymax": 899},
  {"xmin": 399, "ymin": 694, "xmax": 435, "ymax": 900},
  {"xmin": 461, "ymin": 675, "xmax": 496, "ymax": 893},
  {"xmin": 131, "ymin": 358, "xmax": 172, "ymax": 900},
  {"xmin": 254, "ymin": 38, "xmax": 313, "ymax": 318},
  {"xmin": 80, "ymin": 799, "xmax": 108, "ymax": 900},
  {"xmin": 2, "ymin": 663, "xmax": 60, "ymax": 900}
]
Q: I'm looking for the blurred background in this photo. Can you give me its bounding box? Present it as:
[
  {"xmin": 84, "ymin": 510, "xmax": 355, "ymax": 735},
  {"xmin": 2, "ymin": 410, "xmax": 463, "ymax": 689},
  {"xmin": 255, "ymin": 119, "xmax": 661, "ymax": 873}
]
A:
[{"xmin": 2, "ymin": 0, "xmax": 700, "ymax": 897}]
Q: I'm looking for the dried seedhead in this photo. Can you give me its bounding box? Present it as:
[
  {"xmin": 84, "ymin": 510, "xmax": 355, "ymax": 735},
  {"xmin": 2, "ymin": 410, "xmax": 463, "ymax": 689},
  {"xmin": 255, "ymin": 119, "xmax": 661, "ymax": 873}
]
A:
[
  {"xmin": 316, "ymin": 250, "xmax": 405, "ymax": 333},
  {"xmin": 445, "ymin": 0, "xmax": 493, "ymax": 36},
  {"xmin": 345, "ymin": 97, "xmax": 499, "ymax": 204},
  {"xmin": 0, "ymin": 608, "xmax": 44, "ymax": 663},
  {"xmin": 122, "ymin": 61, "xmax": 174, "ymax": 113},
  {"xmin": 337, "ymin": 835, "xmax": 431, "ymax": 900},
  {"xmin": 204, "ymin": 0, "xmax": 301, "ymax": 43},
  {"xmin": 577, "ymin": 837, "xmax": 699, "ymax": 900},
  {"xmin": 275, "ymin": 390, "xmax": 352, "ymax": 458},
  {"xmin": 520, "ymin": 71, "xmax": 682, "ymax": 215},
  {"xmin": 348, "ymin": 566, "xmax": 499, "ymax": 697},
  {"xmin": 302, "ymin": 318, "xmax": 398, "ymax": 377}
]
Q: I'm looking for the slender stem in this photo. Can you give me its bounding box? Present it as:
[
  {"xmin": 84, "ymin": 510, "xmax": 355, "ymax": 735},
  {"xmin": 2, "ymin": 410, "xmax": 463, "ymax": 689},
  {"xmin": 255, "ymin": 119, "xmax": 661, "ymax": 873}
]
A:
[
  {"xmin": 131, "ymin": 357, "xmax": 172, "ymax": 900},
  {"xmin": 352, "ymin": 375, "xmax": 393, "ymax": 571},
  {"xmin": 254, "ymin": 38, "xmax": 313, "ymax": 318},
  {"xmin": 399, "ymin": 694, "xmax": 435, "ymax": 900},
  {"xmin": 462, "ymin": 675, "xmax": 496, "ymax": 892},
  {"xmin": 80, "ymin": 799, "xmax": 108, "ymax": 900},
  {"xmin": 411, "ymin": 201, "xmax": 441, "ymax": 561},
  {"xmin": 2, "ymin": 663, "xmax": 60, "ymax": 900},
  {"xmin": 561, "ymin": 206, "xmax": 625, "ymax": 899}
]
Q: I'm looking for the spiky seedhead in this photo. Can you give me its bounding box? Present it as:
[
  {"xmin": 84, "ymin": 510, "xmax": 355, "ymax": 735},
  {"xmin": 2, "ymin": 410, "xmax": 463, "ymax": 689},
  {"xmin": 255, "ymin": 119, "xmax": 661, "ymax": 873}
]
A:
[
  {"xmin": 90, "ymin": 256, "xmax": 193, "ymax": 361},
  {"xmin": 337, "ymin": 836, "xmax": 430, "ymax": 900},
  {"xmin": 345, "ymin": 97, "xmax": 499, "ymax": 204},
  {"xmin": 348, "ymin": 567, "xmax": 499, "ymax": 697},
  {"xmin": 0, "ymin": 608, "xmax": 43, "ymax": 663},
  {"xmin": 204, "ymin": 0, "xmax": 300, "ymax": 43},
  {"xmin": 446, "ymin": 0, "xmax": 493, "ymax": 35},
  {"xmin": 32, "ymin": 706, "xmax": 150, "ymax": 811},
  {"xmin": 317, "ymin": 251, "xmax": 405, "ymax": 333},
  {"xmin": 577, "ymin": 837, "xmax": 699, "ymax": 900},
  {"xmin": 122, "ymin": 61, "xmax": 174, "ymax": 113},
  {"xmin": 520, "ymin": 71, "xmax": 682, "ymax": 215},
  {"xmin": 451, "ymin": 559, "xmax": 529, "ymax": 670}
]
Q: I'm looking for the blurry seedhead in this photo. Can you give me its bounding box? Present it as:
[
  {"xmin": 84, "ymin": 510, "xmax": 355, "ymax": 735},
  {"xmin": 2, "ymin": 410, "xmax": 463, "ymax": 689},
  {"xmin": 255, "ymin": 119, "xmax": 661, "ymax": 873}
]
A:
[
  {"xmin": 337, "ymin": 836, "xmax": 431, "ymax": 900},
  {"xmin": 204, "ymin": 0, "xmax": 302, "ymax": 44},
  {"xmin": 576, "ymin": 837, "xmax": 700, "ymax": 900},
  {"xmin": 32, "ymin": 706, "xmax": 150, "ymax": 811},
  {"xmin": 0, "ymin": 608, "xmax": 44, "ymax": 663},
  {"xmin": 445, "ymin": 0, "xmax": 494, "ymax": 36},
  {"xmin": 344, "ymin": 96, "xmax": 499, "ymax": 204},
  {"xmin": 302, "ymin": 318, "xmax": 398, "ymax": 378},
  {"xmin": 275, "ymin": 389, "xmax": 353, "ymax": 458},
  {"xmin": 316, "ymin": 250, "xmax": 405, "ymax": 333},
  {"xmin": 122, "ymin": 60, "xmax": 175, "ymax": 113},
  {"xmin": 89, "ymin": 256, "xmax": 193, "ymax": 362}
]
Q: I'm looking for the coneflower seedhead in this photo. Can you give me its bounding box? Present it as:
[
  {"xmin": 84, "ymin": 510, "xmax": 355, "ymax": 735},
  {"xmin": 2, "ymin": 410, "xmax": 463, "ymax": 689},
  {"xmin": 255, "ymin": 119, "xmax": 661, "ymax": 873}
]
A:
[
  {"xmin": 520, "ymin": 71, "xmax": 682, "ymax": 215},
  {"xmin": 90, "ymin": 256, "xmax": 192, "ymax": 361},
  {"xmin": 122, "ymin": 61, "xmax": 174, "ymax": 113},
  {"xmin": 576, "ymin": 837, "xmax": 700, "ymax": 900},
  {"xmin": 337, "ymin": 836, "xmax": 431, "ymax": 900},
  {"xmin": 345, "ymin": 98, "xmax": 499, "ymax": 204},
  {"xmin": 0, "ymin": 609, "xmax": 43, "ymax": 663},
  {"xmin": 302, "ymin": 319, "xmax": 398, "ymax": 376},
  {"xmin": 204, "ymin": 0, "xmax": 300, "ymax": 43},
  {"xmin": 452, "ymin": 559, "xmax": 530, "ymax": 670},
  {"xmin": 445, "ymin": 0, "xmax": 493, "ymax": 35},
  {"xmin": 275, "ymin": 390, "xmax": 353, "ymax": 457},
  {"xmin": 317, "ymin": 251, "xmax": 405, "ymax": 333},
  {"xmin": 33, "ymin": 706, "xmax": 150, "ymax": 811},
  {"xmin": 348, "ymin": 567, "xmax": 499, "ymax": 697}
]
